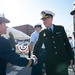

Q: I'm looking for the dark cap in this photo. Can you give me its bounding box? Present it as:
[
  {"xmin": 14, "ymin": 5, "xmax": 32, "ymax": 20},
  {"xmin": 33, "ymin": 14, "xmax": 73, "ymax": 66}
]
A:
[
  {"xmin": 34, "ymin": 24, "xmax": 42, "ymax": 28},
  {"xmin": 0, "ymin": 14, "xmax": 10, "ymax": 23},
  {"xmin": 41, "ymin": 10, "xmax": 55, "ymax": 19}
]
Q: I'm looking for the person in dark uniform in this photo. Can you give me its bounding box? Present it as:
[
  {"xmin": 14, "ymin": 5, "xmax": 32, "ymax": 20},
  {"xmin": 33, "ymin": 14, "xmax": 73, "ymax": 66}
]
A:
[
  {"xmin": 7, "ymin": 32, "xmax": 16, "ymax": 66},
  {"xmin": 8, "ymin": 32, "xmax": 16, "ymax": 52},
  {"xmin": 0, "ymin": 14, "xmax": 37, "ymax": 75},
  {"xmin": 33, "ymin": 10, "xmax": 73, "ymax": 75}
]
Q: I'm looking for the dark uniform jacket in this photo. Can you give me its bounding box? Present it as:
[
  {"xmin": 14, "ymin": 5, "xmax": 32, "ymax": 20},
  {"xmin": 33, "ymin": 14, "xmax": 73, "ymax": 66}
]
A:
[
  {"xmin": 0, "ymin": 36, "xmax": 33, "ymax": 75},
  {"xmin": 33, "ymin": 25, "xmax": 73, "ymax": 74}
]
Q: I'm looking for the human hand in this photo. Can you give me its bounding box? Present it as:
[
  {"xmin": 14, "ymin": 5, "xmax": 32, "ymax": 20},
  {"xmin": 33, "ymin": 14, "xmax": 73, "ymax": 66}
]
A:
[{"xmin": 31, "ymin": 55, "xmax": 38, "ymax": 65}]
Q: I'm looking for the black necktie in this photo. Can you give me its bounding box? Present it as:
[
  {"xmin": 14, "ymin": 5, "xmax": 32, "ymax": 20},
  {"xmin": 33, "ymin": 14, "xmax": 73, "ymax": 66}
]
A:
[{"xmin": 48, "ymin": 28, "xmax": 52, "ymax": 33}]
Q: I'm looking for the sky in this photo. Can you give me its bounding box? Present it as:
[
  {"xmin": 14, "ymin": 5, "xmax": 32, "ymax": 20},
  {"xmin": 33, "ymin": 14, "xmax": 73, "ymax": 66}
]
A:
[{"xmin": 0, "ymin": 0, "xmax": 75, "ymax": 29}]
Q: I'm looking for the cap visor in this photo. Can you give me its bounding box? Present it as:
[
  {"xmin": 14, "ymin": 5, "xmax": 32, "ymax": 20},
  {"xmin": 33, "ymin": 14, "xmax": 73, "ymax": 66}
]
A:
[
  {"xmin": 4, "ymin": 18, "xmax": 10, "ymax": 23},
  {"xmin": 70, "ymin": 10, "xmax": 75, "ymax": 15},
  {"xmin": 0, "ymin": 17, "xmax": 10, "ymax": 23},
  {"xmin": 41, "ymin": 17, "xmax": 49, "ymax": 20}
]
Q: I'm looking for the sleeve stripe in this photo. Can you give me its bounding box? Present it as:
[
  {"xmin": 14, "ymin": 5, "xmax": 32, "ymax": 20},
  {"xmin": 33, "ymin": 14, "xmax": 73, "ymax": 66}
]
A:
[{"xmin": 26, "ymin": 59, "xmax": 32, "ymax": 67}]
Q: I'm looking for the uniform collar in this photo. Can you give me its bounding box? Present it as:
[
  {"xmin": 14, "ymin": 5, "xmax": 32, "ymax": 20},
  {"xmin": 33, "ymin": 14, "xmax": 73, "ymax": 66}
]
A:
[
  {"xmin": 48, "ymin": 24, "xmax": 54, "ymax": 32},
  {"xmin": 35, "ymin": 30, "xmax": 39, "ymax": 35}
]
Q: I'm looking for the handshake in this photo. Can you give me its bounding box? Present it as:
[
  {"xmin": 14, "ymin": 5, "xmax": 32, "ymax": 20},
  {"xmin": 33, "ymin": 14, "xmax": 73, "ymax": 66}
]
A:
[{"xmin": 31, "ymin": 55, "xmax": 38, "ymax": 65}]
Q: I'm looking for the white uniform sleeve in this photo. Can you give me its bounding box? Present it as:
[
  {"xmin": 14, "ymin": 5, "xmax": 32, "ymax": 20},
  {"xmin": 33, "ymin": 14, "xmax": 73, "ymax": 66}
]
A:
[{"xmin": 30, "ymin": 34, "xmax": 36, "ymax": 43}]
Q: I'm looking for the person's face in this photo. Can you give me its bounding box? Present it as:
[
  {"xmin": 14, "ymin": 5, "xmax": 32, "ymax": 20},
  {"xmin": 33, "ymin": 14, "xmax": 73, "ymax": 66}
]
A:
[
  {"xmin": 35, "ymin": 27, "xmax": 42, "ymax": 32},
  {"xmin": 42, "ymin": 17, "xmax": 53, "ymax": 28},
  {"xmin": 0, "ymin": 22, "xmax": 7, "ymax": 35}
]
